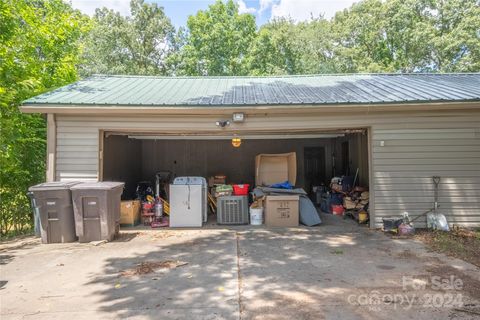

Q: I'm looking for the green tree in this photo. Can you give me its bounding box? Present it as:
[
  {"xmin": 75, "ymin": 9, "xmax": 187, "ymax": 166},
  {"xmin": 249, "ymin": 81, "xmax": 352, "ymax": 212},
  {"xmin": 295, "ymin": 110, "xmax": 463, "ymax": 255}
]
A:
[
  {"xmin": 80, "ymin": 0, "xmax": 175, "ymax": 76},
  {"xmin": 332, "ymin": 0, "xmax": 392, "ymax": 72},
  {"xmin": 246, "ymin": 17, "xmax": 338, "ymax": 75},
  {"xmin": 331, "ymin": 0, "xmax": 480, "ymax": 72},
  {"xmin": 381, "ymin": 0, "xmax": 435, "ymax": 72},
  {"xmin": 79, "ymin": 0, "xmax": 478, "ymax": 76},
  {"xmin": 179, "ymin": 0, "xmax": 257, "ymax": 75},
  {"xmin": 246, "ymin": 18, "xmax": 300, "ymax": 75},
  {"xmin": 165, "ymin": 27, "xmax": 189, "ymax": 75},
  {"xmin": 427, "ymin": 0, "xmax": 480, "ymax": 71},
  {"xmin": 0, "ymin": 0, "xmax": 88, "ymax": 236},
  {"xmin": 293, "ymin": 18, "xmax": 338, "ymax": 74}
]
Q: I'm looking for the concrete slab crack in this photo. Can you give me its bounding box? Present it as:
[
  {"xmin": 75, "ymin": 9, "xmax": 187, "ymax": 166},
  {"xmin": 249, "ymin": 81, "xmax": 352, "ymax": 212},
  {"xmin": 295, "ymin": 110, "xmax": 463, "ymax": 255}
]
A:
[{"xmin": 236, "ymin": 231, "xmax": 244, "ymax": 320}]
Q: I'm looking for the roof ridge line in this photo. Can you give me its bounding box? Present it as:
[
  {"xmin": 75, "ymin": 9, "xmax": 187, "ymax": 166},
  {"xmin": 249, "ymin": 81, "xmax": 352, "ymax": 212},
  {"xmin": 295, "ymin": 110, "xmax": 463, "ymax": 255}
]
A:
[{"xmin": 87, "ymin": 72, "xmax": 480, "ymax": 80}]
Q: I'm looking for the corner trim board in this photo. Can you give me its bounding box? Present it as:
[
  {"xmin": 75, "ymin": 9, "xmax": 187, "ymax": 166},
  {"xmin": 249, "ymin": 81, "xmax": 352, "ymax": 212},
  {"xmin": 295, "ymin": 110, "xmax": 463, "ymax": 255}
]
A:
[{"xmin": 46, "ymin": 114, "xmax": 56, "ymax": 182}]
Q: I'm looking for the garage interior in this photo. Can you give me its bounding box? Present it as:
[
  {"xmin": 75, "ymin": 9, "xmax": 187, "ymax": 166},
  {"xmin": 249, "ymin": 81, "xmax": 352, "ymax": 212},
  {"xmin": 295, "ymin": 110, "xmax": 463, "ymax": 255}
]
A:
[{"xmin": 102, "ymin": 130, "xmax": 370, "ymax": 205}]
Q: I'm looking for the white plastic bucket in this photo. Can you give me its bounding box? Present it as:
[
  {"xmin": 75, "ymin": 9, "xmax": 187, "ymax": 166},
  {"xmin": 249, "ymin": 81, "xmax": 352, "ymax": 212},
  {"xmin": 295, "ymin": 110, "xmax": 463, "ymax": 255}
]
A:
[{"xmin": 250, "ymin": 207, "xmax": 263, "ymax": 225}]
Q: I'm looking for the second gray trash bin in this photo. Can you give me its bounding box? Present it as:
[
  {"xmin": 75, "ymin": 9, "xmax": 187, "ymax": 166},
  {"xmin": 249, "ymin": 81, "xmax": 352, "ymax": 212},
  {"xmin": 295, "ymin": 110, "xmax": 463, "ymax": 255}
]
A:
[
  {"xmin": 71, "ymin": 182, "xmax": 124, "ymax": 243},
  {"xmin": 28, "ymin": 181, "xmax": 81, "ymax": 243}
]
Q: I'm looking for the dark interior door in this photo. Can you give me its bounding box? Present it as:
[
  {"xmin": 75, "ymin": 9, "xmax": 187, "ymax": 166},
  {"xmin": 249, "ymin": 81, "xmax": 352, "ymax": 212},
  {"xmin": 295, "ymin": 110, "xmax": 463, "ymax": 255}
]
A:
[
  {"xmin": 304, "ymin": 147, "xmax": 326, "ymax": 194},
  {"xmin": 342, "ymin": 141, "xmax": 350, "ymax": 175}
]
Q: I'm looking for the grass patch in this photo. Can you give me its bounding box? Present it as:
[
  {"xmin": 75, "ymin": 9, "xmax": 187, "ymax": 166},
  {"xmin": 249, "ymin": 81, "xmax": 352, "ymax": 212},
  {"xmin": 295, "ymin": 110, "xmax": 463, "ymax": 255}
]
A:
[
  {"xmin": 415, "ymin": 228, "xmax": 480, "ymax": 268},
  {"xmin": 0, "ymin": 228, "xmax": 34, "ymax": 242}
]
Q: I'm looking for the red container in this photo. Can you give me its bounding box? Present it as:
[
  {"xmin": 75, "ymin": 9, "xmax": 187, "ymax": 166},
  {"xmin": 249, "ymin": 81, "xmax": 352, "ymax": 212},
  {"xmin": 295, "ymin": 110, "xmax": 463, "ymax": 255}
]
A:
[
  {"xmin": 142, "ymin": 202, "xmax": 154, "ymax": 210},
  {"xmin": 233, "ymin": 184, "xmax": 250, "ymax": 195},
  {"xmin": 331, "ymin": 204, "xmax": 345, "ymax": 216}
]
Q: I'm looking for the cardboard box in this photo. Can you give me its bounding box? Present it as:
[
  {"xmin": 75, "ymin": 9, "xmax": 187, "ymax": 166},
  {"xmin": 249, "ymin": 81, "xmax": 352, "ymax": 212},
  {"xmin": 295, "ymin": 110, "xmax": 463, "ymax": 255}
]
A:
[
  {"xmin": 265, "ymin": 195, "xmax": 299, "ymax": 227},
  {"xmin": 120, "ymin": 200, "xmax": 141, "ymax": 226},
  {"xmin": 255, "ymin": 152, "xmax": 297, "ymax": 186},
  {"xmin": 208, "ymin": 175, "xmax": 226, "ymax": 187}
]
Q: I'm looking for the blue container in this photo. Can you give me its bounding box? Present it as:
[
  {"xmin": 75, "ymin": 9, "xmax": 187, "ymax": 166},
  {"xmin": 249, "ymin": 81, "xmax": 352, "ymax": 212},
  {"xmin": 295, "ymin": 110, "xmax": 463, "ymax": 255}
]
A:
[
  {"xmin": 330, "ymin": 193, "xmax": 344, "ymax": 205},
  {"xmin": 320, "ymin": 197, "xmax": 331, "ymax": 213}
]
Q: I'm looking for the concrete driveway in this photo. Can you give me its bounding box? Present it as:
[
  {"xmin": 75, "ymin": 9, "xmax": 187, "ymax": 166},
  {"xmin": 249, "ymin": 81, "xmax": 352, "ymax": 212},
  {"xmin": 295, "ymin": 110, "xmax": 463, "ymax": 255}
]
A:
[{"xmin": 1, "ymin": 215, "xmax": 479, "ymax": 320}]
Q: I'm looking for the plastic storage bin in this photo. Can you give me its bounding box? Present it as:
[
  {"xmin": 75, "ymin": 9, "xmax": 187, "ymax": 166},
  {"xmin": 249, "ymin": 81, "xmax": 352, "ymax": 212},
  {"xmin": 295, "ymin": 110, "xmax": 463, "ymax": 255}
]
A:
[
  {"xmin": 233, "ymin": 184, "xmax": 250, "ymax": 195},
  {"xmin": 71, "ymin": 182, "xmax": 124, "ymax": 243},
  {"xmin": 217, "ymin": 196, "xmax": 249, "ymax": 224},
  {"xmin": 28, "ymin": 181, "xmax": 81, "ymax": 243}
]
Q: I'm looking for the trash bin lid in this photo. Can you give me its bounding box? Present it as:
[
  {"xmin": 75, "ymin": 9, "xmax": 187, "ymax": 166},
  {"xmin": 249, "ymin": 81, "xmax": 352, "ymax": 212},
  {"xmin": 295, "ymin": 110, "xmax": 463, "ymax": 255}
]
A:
[
  {"xmin": 29, "ymin": 181, "xmax": 82, "ymax": 191},
  {"xmin": 70, "ymin": 181, "xmax": 125, "ymax": 190}
]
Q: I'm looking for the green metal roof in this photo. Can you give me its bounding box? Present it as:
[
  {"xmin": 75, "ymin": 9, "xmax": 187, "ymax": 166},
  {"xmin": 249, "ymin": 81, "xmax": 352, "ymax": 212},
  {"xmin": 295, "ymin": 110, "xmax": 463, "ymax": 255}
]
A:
[{"xmin": 23, "ymin": 73, "xmax": 480, "ymax": 107}]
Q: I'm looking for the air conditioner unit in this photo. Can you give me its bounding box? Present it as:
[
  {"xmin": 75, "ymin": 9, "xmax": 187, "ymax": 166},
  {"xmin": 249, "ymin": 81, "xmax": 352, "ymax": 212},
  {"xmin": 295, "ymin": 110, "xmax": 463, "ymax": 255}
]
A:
[{"xmin": 217, "ymin": 196, "xmax": 248, "ymax": 225}]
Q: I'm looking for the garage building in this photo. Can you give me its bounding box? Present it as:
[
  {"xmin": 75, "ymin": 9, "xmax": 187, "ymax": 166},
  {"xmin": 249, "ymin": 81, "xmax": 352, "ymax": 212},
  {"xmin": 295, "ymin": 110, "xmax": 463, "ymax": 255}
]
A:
[{"xmin": 21, "ymin": 73, "xmax": 480, "ymax": 228}]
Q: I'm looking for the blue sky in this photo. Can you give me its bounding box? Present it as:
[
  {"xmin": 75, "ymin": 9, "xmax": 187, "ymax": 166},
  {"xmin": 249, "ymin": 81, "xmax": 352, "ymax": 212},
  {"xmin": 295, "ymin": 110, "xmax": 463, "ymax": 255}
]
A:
[{"xmin": 70, "ymin": 0, "xmax": 358, "ymax": 28}]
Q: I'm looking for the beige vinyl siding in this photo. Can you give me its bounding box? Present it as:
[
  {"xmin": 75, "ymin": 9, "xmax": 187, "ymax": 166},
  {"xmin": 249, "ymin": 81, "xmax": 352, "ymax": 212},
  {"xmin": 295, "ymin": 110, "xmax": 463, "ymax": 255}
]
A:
[
  {"xmin": 372, "ymin": 126, "xmax": 480, "ymax": 228},
  {"xmin": 54, "ymin": 107, "xmax": 480, "ymax": 228}
]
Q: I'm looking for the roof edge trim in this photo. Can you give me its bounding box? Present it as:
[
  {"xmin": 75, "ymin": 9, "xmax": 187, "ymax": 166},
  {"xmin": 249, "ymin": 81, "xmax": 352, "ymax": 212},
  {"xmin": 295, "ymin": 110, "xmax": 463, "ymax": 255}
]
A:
[{"xmin": 20, "ymin": 101, "xmax": 480, "ymax": 115}]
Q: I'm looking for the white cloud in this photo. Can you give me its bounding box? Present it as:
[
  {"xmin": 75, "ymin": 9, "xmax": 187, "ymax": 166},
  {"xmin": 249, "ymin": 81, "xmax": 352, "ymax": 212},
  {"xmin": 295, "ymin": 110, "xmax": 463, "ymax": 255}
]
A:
[
  {"xmin": 237, "ymin": 0, "xmax": 257, "ymax": 14},
  {"xmin": 270, "ymin": 0, "xmax": 358, "ymax": 21},
  {"xmin": 69, "ymin": 0, "xmax": 131, "ymax": 16},
  {"xmin": 259, "ymin": 0, "xmax": 274, "ymax": 14}
]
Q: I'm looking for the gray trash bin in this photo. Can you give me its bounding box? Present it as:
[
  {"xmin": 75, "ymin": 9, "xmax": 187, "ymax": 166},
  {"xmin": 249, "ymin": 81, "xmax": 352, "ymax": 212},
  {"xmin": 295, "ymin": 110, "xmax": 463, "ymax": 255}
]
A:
[
  {"xmin": 28, "ymin": 181, "xmax": 81, "ymax": 243},
  {"xmin": 70, "ymin": 182, "xmax": 124, "ymax": 243}
]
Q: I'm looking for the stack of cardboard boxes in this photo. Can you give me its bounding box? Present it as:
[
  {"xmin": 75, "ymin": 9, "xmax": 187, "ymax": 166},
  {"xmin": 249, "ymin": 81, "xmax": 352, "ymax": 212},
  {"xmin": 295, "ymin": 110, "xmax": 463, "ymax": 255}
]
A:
[{"xmin": 255, "ymin": 152, "xmax": 299, "ymax": 227}]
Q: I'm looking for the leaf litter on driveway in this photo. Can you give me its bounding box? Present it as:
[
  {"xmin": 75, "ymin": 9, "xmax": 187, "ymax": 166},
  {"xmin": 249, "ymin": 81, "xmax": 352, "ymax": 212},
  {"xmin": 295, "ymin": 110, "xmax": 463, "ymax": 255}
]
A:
[{"xmin": 120, "ymin": 260, "xmax": 188, "ymax": 277}]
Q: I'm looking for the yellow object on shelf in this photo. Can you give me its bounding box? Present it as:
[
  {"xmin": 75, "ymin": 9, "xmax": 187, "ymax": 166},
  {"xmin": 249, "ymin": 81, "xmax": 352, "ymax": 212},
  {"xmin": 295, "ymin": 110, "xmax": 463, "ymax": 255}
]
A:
[
  {"xmin": 358, "ymin": 210, "xmax": 368, "ymax": 224},
  {"xmin": 160, "ymin": 198, "xmax": 170, "ymax": 215}
]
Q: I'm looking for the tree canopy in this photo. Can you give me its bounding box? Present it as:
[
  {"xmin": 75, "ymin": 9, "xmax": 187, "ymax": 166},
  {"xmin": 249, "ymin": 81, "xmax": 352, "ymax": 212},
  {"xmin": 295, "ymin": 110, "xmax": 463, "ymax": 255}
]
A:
[
  {"xmin": 173, "ymin": 0, "xmax": 257, "ymax": 76},
  {"xmin": 81, "ymin": 0, "xmax": 175, "ymax": 75},
  {"xmin": 0, "ymin": 0, "xmax": 89, "ymax": 236},
  {"xmin": 331, "ymin": 0, "xmax": 480, "ymax": 72},
  {"xmin": 77, "ymin": 0, "xmax": 480, "ymax": 76},
  {"xmin": 2, "ymin": 0, "xmax": 478, "ymax": 85}
]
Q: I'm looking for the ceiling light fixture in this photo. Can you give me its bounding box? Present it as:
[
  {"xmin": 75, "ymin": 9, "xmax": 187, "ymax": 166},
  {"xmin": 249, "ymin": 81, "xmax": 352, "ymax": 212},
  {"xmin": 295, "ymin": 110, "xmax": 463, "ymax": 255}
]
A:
[
  {"xmin": 232, "ymin": 112, "xmax": 245, "ymax": 123},
  {"xmin": 231, "ymin": 137, "xmax": 242, "ymax": 147}
]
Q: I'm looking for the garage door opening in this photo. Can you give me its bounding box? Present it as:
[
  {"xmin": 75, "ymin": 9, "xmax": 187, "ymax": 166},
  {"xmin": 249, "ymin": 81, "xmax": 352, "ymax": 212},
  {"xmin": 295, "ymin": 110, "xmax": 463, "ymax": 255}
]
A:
[{"xmin": 102, "ymin": 129, "xmax": 370, "ymax": 220}]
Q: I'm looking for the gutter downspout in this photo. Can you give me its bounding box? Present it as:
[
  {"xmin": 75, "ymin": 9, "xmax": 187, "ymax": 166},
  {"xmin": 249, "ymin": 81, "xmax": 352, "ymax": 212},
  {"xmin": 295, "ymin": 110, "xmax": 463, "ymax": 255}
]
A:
[{"xmin": 46, "ymin": 114, "xmax": 56, "ymax": 182}]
